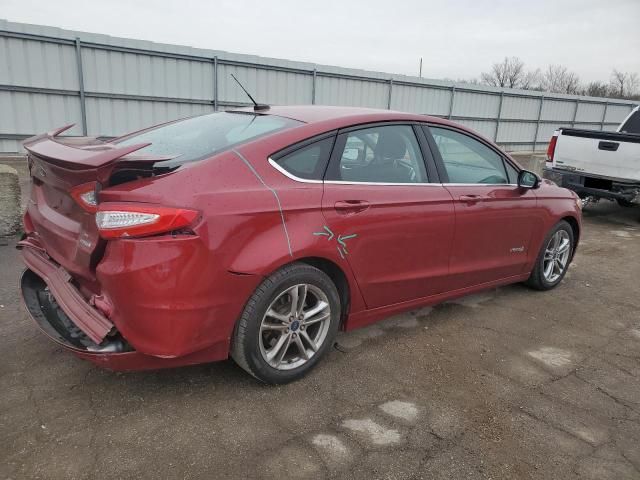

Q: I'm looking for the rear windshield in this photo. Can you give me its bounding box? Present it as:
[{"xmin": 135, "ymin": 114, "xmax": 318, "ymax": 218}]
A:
[{"xmin": 116, "ymin": 112, "xmax": 302, "ymax": 166}]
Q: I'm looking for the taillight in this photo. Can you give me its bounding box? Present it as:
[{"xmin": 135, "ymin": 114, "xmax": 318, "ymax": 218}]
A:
[
  {"xmin": 96, "ymin": 203, "xmax": 199, "ymax": 239},
  {"xmin": 546, "ymin": 133, "xmax": 558, "ymax": 163},
  {"xmin": 70, "ymin": 182, "xmax": 98, "ymax": 213}
]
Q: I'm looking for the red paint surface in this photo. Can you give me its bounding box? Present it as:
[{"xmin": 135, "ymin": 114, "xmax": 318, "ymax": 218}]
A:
[{"xmin": 19, "ymin": 106, "xmax": 581, "ymax": 371}]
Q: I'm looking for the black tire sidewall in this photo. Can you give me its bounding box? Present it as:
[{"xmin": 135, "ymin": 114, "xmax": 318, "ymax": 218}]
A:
[{"xmin": 237, "ymin": 265, "xmax": 341, "ymax": 384}]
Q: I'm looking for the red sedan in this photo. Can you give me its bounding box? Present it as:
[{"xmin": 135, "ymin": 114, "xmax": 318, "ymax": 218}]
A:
[{"xmin": 19, "ymin": 106, "xmax": 582, "ymax": 383}]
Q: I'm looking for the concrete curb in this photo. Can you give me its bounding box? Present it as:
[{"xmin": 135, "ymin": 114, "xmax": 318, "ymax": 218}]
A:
[{"xmin": 0, "ymin": 164, "xmax": 21, "ymax": 238}]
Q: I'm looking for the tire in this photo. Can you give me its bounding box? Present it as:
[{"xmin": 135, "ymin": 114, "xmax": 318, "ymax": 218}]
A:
[
  {"xmin": 231, "ymin": 263, "xmax": 341, "ymax": 384},
  {"xmin": 525, "ymin": 220, "xmax": 575, "ymax": 291},
  {"xmin": 617, "ymin": 199, "xmax": 635, "ymax": 208}
]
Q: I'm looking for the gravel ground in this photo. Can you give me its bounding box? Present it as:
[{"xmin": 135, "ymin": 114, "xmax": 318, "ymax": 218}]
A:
[{"xmin": 0, "ymin": 164, "xmax": 639, "ymax": 479}]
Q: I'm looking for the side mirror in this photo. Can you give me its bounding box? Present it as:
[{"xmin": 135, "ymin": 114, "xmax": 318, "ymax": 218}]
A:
[{"xmin": 518, "ymin": 170, "xmax": 540, "ymax": 189}]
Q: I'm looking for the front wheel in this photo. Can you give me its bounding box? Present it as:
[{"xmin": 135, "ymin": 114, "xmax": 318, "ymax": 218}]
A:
[
  {"xmin": 231, "ymin": 263, "xmax": 341, "ymax": 384},
  {"xmin": 525, "ymin": 221, "xmax": 574, "ymax": 291}
]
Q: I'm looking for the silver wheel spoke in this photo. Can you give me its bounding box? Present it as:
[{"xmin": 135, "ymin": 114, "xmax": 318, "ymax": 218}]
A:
[
  {"xmin": 293, "ymin": 334, "xmax": 309, "ymax": 360},
  {"xmin": 261, "ymin": 322, "xmax": 289, "ymax": 332},
  {"xmin": 266, "ymin": 308, "xmax": 290, "ymax": 323},
  {"xmin": 557, "ymin": 239, "xmax": 570, "ymax": 254},
  {"xmin": 544, "ymin": 260, "xmax": 554, "ymax": 279},
  {"xmin": 296, "ymin": 285, "xmax": 308, "ymax": 316},
  {"xmin": 274, "ymin": 334, "xmax": 293, "ymax": 368},
  {"xmin": 266, "ymin": 333, "xmax": 290, "ymax": 362},
  {"xmin": 300, "ymin": 330, "xmax": 318, "ymax": 352},
  {"xmin": 288, "ymin": 286, "xmax": 299, "ymax": 317},
  {"xmin": 303, "ymin": 301, "xmax": 329, "ymax": 321},
  {"xmin": 303, "ymin": 311, "xmax": 330, "ymax": 326}
]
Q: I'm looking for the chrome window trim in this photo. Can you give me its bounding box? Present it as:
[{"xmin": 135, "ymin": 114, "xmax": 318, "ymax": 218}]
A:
[
  {"xmin": 324, "ymin": 180, "xmax": 442, "ymax": 186},
  {"xmin": 268, "ymin": 157, "xmax": 323, "ymax": 184},
  {"xmin": 269, "ymin": 157, "xmax": 519, "ymax": 188}
]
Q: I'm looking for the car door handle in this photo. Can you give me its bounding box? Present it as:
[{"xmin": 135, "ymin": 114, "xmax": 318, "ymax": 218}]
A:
[
  {"xmin": 598, "ymin": 141, "xmax": 619, "ymax": 151},
  {"xmin": 459, "ymin": 194, "xmax": 486, "ymax": 205},
  {"xmin": 334, "ymin": 200, "xmax": 370, "ymax": 214}
]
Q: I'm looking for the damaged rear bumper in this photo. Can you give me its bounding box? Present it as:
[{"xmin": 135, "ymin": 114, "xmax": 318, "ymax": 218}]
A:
[{"xmin": 20, "ymin": 268, "xmax": 229, "ymax": 371}]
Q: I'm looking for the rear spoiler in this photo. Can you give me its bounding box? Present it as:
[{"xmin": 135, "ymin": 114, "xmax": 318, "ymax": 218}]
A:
[{"xmin": 23, "ymin": 124, "xmax": 174, "ymax": 170}]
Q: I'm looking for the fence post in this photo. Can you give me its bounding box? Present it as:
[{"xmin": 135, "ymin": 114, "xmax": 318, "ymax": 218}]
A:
[
  {"xmin": 600, "ymin": 101, "xmax": 608, "ymax": 130},
  {"xmin": 213, "ymin": 56, "xmax": 218, "ymax": 111},
  {"xmin": 533, "ymin": 96, "xmax": 544, "ymax": 151},
  {"xmin": 387, "ymin": 78, "xmax": 393, "ymax": 109},
  {"xmin": 74, "ymin": 37, "xmax": 88, "ymax": 135},
  {"xmin": 312, "ymin": 68, "xmax": 317, "ymax": 105},
  {"xmin": 448, "ymin": 86, "xmax": 456, "ymax": 119},
  {"xmin": 571, "ymin": 99, "xmax": 579, "ymax": 128},
  {"xmin": 494, "ymin": 91, "xmax": 504, "ymax": 142}
]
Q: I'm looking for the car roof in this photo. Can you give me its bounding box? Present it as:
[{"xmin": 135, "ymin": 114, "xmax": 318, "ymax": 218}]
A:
[{"xmin": 228, "ymin": 105, "xmax": 459, "ymax": 130}]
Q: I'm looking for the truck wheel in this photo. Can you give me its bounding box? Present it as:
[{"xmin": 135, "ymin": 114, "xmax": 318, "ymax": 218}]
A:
[
  {"xmin": 617, "ymin": 199, "xmax": 635, "ymax": 208},
  {"xmin": 231, "ymin": 263, "xmax": 341, "ymax": 384},
  {"xmin": 525, "ymin": 221, "xmax": 574, "ymax": 291}
]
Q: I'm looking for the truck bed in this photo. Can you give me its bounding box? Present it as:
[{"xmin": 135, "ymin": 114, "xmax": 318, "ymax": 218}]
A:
[{"xmin": 552, "ymin": 128, "xmax": 640, "ymax": 183}]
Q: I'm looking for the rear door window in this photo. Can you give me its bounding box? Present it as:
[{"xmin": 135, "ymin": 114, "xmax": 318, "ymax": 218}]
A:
[
  {"xmin": 117, "ymin": 112, "xmax": 301, "ymax": 166},
  {"xmin": 327, "ymin": 125, "xmax": 428, "ymax": 184}
]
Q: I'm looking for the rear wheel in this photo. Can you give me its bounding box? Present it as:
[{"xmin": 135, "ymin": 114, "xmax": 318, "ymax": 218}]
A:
[
  {"xmin": 231, "ymin": 263, "xmax": 340, "ymax": 384},
  {"xmin": 525, "ymin": 221, "xmax": 574, "ymax": 291}
]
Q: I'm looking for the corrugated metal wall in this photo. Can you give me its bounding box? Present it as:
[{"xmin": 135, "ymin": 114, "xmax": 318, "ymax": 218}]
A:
[{"xmin": 1, "ymin": 19, "xmax": 637, "ymax": 153}]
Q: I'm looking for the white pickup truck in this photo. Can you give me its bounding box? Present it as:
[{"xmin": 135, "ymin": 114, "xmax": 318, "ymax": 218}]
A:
[{"xmin": 544, "ymin": 106, "xmax": 640, "ymax": 207}]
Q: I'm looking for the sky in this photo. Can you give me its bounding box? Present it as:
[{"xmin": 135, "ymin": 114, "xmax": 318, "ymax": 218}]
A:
[{"xmin": 2, "ymin": 0, "xmax": 639, "ymax": 84}]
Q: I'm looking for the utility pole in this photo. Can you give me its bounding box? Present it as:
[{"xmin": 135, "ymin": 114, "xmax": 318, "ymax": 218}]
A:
[{"xmin": 419, "ymin": 57, "xmax": 423, "ymax": 78}]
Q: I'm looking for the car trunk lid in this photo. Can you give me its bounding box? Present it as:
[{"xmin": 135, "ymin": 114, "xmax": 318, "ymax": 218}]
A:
[{"xmin": 21, "ymin": 124, "xmax": 171, "ymax": 285}]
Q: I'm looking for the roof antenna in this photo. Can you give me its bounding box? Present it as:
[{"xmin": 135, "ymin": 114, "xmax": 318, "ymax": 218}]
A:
[{"xmin": 230, "ymin": 74, "xmax": 270, "ymax": 111}]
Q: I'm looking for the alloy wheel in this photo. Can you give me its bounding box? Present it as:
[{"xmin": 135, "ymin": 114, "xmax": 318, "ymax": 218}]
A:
[
  {"xmin": 259, "ymin": 284, "xmax": 332, "ymax": 370},
  {"xmin": 543, "ymin": 230, "xmax": 571, "ymax": 283}
]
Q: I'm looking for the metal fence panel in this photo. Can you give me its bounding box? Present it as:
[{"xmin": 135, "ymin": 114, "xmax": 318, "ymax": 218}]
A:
[
  {"xmin": 540, "ymin": 99, "xmax": 573, "ymax": 121},
  {"xmin": 605, "ymin": 104, "xmax": 632, "ymax": 124},
  {"xmin": 455, "ymin": 119, "xmax": 497, "ymax": 140},
  {"xmin": 0, "ymin": 91, "xmax": 83, "ymax": 135},
  {"xmin": 81, "ymin": 47, "xmax": 214, "ymax": 100},
  {"xmin": 453, "ymin": 91, "xmax": 501, "ymax": 119},
  {"xmin": 217, "ymin": 64, "xmax": 312, "ymax": 105},
  {"xmin": 85, "ymin": 97, "xmax": 212, "ymax": 136},
  {"xmin": 575, "ymin": 102, "xmax": 605, "ymax": 123},
  {"xmin": 501, "ymin": 96, "xmax": 541, "ymax": 120},
  {"xmin": 0, "ymin": 19, "xmax": 637, "ymax": 154},
  {"xmin": 0, "ymin": 36, "xmax": 78, "ymax": 90},
  {"xmin": 315, "ymin": 76, "xmax": 388, "ymax": 108},
  {"xmin": 390, "ymin": 85, "xmax": 451, "ymax": 115}
]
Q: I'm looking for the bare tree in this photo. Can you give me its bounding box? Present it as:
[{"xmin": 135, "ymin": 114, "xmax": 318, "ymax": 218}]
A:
[
  {"xmin": 520, "ymin": 69, "xmax": 542, "ymax": 90},
  {"xmin": 542, "ymin": 65, "xmax": 580, "ymax": 94},
  {"xmin": 609, "ymin": 70, "xmax": 639, "ymax": 98},
  {"xmin": 481, "ymin": 57, "xmax": 525, "ymax": 88},
  {"xmin": 583, "ymin": 81, "xmax": 609, "ymax": 98}
]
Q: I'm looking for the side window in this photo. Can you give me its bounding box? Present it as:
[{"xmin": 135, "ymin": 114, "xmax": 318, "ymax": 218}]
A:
[
  {"xmin": 329, "ymin": 125, "xmax": 427, "ymax": 184},
  {"xmin": 274, "ymin": 137, "xmax": 334, "ymax": 180},
  {"xmin": 429, "ymin": 127, "xmax": 509, "ymax": 184}
]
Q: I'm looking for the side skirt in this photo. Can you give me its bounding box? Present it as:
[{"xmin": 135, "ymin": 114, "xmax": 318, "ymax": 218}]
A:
[{"xmin": 344, "ymin": 273, "xmax": 531, "ymax": 331}]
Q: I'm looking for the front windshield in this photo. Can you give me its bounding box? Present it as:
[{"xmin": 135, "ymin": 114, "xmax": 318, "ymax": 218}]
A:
[{"xmin": 117, "ymin": 112, "xmax": 301, "ymax": 166}]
